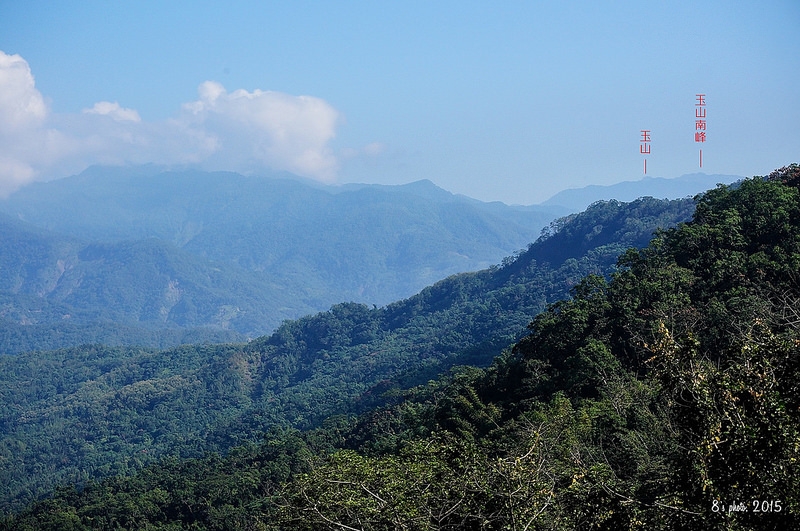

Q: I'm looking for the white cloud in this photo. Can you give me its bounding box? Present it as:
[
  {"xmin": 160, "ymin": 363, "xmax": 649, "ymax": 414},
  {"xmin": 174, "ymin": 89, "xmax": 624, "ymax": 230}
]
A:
[
  {"xmin": 181, "ymin": 81, "xmax": 340, "ymax": 181},
  {"xmin": 83, "ymin": 101, "xmax": 141, "ymax": 122},
  {"xmin": 0, "ymin": 51, "xmax": 46, "ymax": 133},
  {"xmin": 0, "ymin": 156, "xmax": 36, "ymax": 197},
  {"xmin": 0, "ymin": 51, "xmax": 346, "ymax": 196},
  {"xmin": 0, "ymin": 51, "xmax": 48, "ymax": 196}
]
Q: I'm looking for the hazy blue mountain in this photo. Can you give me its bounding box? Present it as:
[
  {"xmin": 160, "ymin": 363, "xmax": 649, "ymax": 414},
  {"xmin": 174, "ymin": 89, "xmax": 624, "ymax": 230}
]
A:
[
  {"xmin": 2, "ymin": 169, "xmax": 567, "ymax": 281},
  {"xmin": 541, "ymin": 172, "xmax": 743, "ymax": 212},
  {"xmin": 0, "ymin": 213, "xmax": 310, "ymax": 352},
  {"xmin": 0, "ymin": 195, "xmax": 694, "ymax": 509},
  {"xmin": 0, "ymin": 166, "xmax": 567, "ymax": 352}
]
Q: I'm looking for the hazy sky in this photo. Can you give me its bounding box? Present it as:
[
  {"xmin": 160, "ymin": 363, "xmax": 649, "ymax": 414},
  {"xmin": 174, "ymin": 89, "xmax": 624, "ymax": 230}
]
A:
[{"xmin": 1, "ymin": 1, "xmax": 798, "ymax": 203}]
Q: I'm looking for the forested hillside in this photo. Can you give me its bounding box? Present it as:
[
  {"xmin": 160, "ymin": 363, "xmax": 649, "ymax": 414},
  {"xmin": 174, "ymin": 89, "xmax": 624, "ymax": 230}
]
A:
[
  {"xmin": 0, "ymin": 166, "xmax": 566, "ymax": 349},
  {"xmin": 2, "ymin": 165, "xmax": 797, "ymax": 530},
  {"xmin": 0, "ymin": 213, "xmax": 309, "ymax": 351},
  {"xmin": 0, "ymin": 195, "xmax": 693, "ymax": 513}
]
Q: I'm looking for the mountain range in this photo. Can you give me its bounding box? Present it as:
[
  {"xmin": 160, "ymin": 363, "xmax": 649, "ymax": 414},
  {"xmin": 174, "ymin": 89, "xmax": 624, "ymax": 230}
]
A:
[
  {"xmin": 0, "ymin": 166, "xmax": 567, "ymax": 352},
  {"xmin": 1, "ymin": 164, "xmax": 797, "ymax": 529},
  {"xmin": 0, "ymin": 166, "xmax": 748, "ymax": 356},
  {"xmin": 0, "ymin": 194, "xmax": 695, "ymax": 510},
  {"xmin": 542, "ymin": 172, "xmax": 743, "ymax": 212}
]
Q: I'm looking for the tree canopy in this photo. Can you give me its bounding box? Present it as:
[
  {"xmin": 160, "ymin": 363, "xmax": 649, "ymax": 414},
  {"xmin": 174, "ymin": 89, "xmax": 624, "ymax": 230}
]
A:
[{"xmin": 4, "ymin": 166, "xmax": 800, "ymax": 529}]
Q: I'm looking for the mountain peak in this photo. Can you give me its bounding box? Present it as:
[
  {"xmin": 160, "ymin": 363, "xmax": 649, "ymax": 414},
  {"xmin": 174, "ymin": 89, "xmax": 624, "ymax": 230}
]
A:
[{"xmin": 541, "ymin": 172, "xmax": 744, "ymax": 212}]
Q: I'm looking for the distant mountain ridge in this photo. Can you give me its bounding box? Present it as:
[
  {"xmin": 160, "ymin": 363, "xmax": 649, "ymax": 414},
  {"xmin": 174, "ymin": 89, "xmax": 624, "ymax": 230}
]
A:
[
  {"xmin": 0, "ymin": 212, "xmax": 284, "ymax": 350},
  {"xmin": 0, "ymin": 166, "xmax": 742, "ymax": 354},
  {"xmin": 1, "ymin": 167, "xmax": 797, "ymax": 526},
  {"xmin": 0, "ymin": 166, "xmax": 567, "ymax": 352},
  {"xmin": 0, "ymin": 194, "xmax": 695, "ymax": 509},
  {"xmin": 541, "ymin": 172, "xmax": 743, "ymax": 212}
]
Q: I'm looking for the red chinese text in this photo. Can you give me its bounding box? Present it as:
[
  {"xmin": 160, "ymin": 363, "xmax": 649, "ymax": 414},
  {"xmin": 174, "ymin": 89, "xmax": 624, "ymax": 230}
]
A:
[
  {"xmin": 695, "ymin": 93, "xmax": 706, "ymax": 167},
  {"xmin": 640, "ymin": 129, "xmax": 650, "ymax": 174}
]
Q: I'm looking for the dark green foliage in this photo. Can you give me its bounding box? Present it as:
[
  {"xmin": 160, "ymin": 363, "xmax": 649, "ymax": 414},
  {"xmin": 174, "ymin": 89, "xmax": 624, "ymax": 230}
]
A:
[
  {"xmin": 0, "ymin": 319, "xmax": 242, "ymax": 356},
  {"xmin": 529, "ymin": 196, "xmax": 695, "ymax": 266},
  {"xmin": 269, "ymin": 171, "xmax": 800, "ymax": 529},
  {"xmin": 14, "ymin": 170, "xmax": 800, "ymax": 529},
  {"xmin": 0, "ymin": 343, "xmax": 259, "ymax": 510},
  {"xmin": 0, "ymin": 195, "xmax": 692, "ymax": 514}
]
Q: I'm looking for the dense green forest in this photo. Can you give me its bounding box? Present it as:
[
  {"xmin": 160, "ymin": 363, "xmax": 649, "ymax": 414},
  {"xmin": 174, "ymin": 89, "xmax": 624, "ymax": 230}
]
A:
[
  {"xmin": 0, "ymin": 195, "xmax": 693, "ymax": 513},
  {"xmin": 0, "ymin": 167, "xmax": 566, "ymax": 352},
  {"xmin": 3, "ymin": 165, "xmax": 799, "ymax": 529}
]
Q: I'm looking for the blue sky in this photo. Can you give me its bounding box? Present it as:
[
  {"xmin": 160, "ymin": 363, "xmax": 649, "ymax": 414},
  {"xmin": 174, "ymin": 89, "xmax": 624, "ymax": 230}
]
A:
[{"xmin": 0, "ymin": 1, "xmax": 798, "ymax": 203}]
